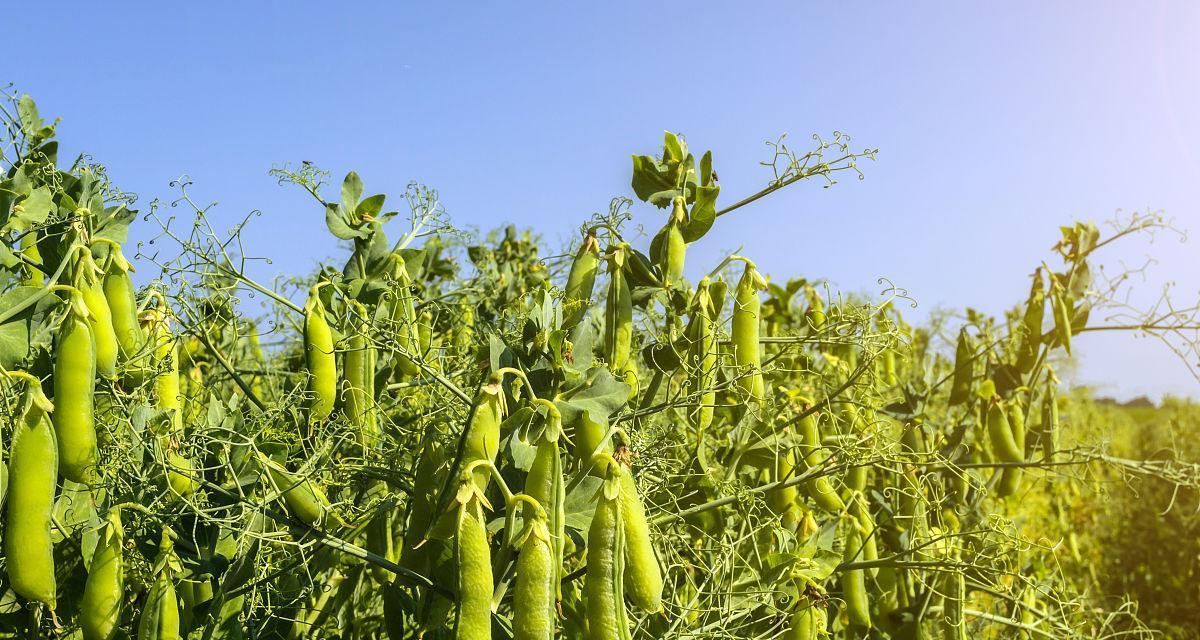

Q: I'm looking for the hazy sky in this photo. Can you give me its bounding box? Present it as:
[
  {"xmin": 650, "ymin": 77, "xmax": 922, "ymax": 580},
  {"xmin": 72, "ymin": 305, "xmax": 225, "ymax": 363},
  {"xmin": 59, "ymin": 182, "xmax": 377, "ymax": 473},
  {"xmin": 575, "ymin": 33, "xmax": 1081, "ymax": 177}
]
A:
[{"xmin": 10, "ymin": 1, "xmax": 1198, "ymax": 400}]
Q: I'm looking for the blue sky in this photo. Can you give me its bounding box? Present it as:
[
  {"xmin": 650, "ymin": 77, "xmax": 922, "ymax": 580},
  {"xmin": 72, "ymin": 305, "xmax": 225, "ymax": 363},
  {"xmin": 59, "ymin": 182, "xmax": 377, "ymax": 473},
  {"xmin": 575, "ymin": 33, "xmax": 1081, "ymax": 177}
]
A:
[{"xmin": 11, "ymin": 1, "xmax": 1199, "ymax": 400}]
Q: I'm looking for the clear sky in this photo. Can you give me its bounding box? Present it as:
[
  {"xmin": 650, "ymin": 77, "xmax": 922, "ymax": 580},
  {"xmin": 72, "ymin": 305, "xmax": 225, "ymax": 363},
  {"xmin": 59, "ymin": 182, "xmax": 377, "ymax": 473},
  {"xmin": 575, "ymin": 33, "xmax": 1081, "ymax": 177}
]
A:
[{"xmin": 10, "ymin": 1, "xmax": 1198, "ymax": 400}]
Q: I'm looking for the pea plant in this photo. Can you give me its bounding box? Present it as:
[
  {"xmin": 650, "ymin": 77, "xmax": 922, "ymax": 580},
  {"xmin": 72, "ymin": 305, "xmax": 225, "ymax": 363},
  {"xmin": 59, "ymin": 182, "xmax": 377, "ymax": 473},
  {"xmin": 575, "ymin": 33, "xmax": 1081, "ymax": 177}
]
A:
[{"xmin": 1, "ymin": 90, "xmax": 1198, "ymax": 640}]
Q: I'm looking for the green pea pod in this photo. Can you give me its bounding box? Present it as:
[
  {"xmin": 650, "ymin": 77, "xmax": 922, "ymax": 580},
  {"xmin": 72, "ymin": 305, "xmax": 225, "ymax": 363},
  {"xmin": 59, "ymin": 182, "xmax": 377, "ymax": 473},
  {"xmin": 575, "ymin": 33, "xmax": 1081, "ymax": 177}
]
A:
[
  {"xmin": 617, "ymin": 455, "xmax": 663, "ymax": 613},
  {"xmin": 465, "ymin": 376, "xmax": 505, "ymax": 492},
  {"xmin": 686, "ymin": 278, "xmax": 718, "ymax": 438},
  {"xmin": 997, "ymin": 399, "xmax": 1026, "ymax": 497},
  {"xmin": 766, "ymin": 447, "xmax": 802, "ymax": 519},
  {"xmin": 144, "ymin": 303, "xmax": 182, "ymax": 434},
  {"xmin": 1039, "ymin": 380, "xmax": 1060, "ymax": 462},
  {"xmin": 661, "ymin": 196, "xmax": 687, "ymax": 289},
  {"xmin": 417, "ymin": 309, "xmax": 435, "ymax": 366},
  {"xmin": 386, "ymin": 253, "xmax": 422, "ymax": 377},
  {"xmin": 942, "ymin": 572, "xmax": 966, "ymax": 640},
  {"xmin": 343, "ymin": 301, "xmax": 379, "ymax": 449},
  {"xmin": 401, "ymin": 422, "xmax": 449, "ymax": 574},
  {"xmin": 604, "ymin": 244, "xmax": 633, "ymax": 374},
  {"xmin": 1015, "ymin": 270, "xmax": 1046, "ymax": 373},
  {"xmin": 731, "ymin": 260, "xmax": 766, "ymax": 402},
  {"xmin": 54, "ymin": 297, "xmax": 99, "ymax": 483},
  {"xmin": 304, "ymin": 284, "xmax": 337, "ymax": 423},
  {"xmin": 573, "ymin": 410, "xmax": 610, "ymax": 472},
  {"xmin": 796, "ymin": 409, "xmax": 845, "ymax": 513},
  {"xmin": 259, "ymin": 453, "xmax": 340, "ymax": 528},
  {"xmin": 851, "ymin": 492, "xmax": 879, "ymax": 577},
  {"xmin": 512, "ymin": 514, "xmax": 555, "ymax": 640},
  {"xmin": 525, "ymin": 407, "xmax": 566, "ymax": 601},
  {"xmin": 783, "ymin": 600, "xmax": 826, "ymax": 640},
  {"xmin": 985, "ymin": 399, "xmax": 1024, "ymax": 464},
  {"xmin": 81, "ymin": 510, "xmax": 125, "ymax": 640},
  {"xmin": 79, "ymin": 251, "xmax": 119, "ymax": 379},
  {"xmin": 365, "ymin": 481, "xmax": 397, "ymax": 584},
  {"xmin": 948, "ymin": 328, "xmax": 974, "ymax": 406},
  {"xmin": 880, "ymin": 349, "xmax": 898, "ymax": 387},
  {"xmin": 20, "ymin": 230, "xmax": 43, "ymax": 287},
  {"xmin": 102, "ymin": 246, "xmax": 142, "ymax": 360},
  {"xmin": 563, "ymin": 230, "xmax": 601, "ymax": 330},
  {"xmin": 6, "ymin": 383, "xmax": 59, "ymax": 609},
  {"xmin": 1051, "ymin": 288, "xmax": 1073, "ymax": 356},
  {"xmin": 841, "ymin": 521, "xmax": 872, "ymax": 628},
  {"xmin": 585, "ymin": 461, "xmax": 632, "ymax": 640},
  {"xmin": 454, "ymin": 495, "xmax": 493, "ymax": 640},
  {"xmin": 166, "ymin": 451, "xmax": 199, "ymax": 500},
  {"xmin": 138, "ymin": 530, "xmax": 181, "ymax": 640}
]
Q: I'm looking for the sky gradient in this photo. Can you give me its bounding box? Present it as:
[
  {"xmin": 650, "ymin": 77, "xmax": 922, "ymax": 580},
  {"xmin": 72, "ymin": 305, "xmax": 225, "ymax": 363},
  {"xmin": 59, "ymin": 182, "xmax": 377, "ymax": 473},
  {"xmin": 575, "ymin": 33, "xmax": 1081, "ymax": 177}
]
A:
[{"xmin": 10, "ymin": 1, "xmax": 1199, "ymax": 400}]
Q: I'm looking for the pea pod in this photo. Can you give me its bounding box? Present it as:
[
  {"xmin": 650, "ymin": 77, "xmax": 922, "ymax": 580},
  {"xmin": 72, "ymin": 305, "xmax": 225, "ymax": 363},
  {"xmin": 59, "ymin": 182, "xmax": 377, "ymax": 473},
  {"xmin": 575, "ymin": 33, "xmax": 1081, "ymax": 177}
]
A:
[
  {"xmin": 259, "ymin": 452, "xmax": 341, "ymax": 528},
  {"xmin": 616, "ymin": 452, "xmax": 663, "ymax": 613},
  {"xmin": 604, "ymin": 244, "xmax": 633, "ymax": 374},
  {"xmin": 659, "ymin": 196, "xmax": 687, "ymax": 288},
  {"xmin": 686, "ymin": 278, "xmax": 718, "ymax": 438},
  {"xmin": 526, "ymin": 403, "xmax": 566, "ymax": 601},
  {"xmin": 20, "ymin": 229, "xmax": 43, "ymax": 287},
  {"xmin": 166, "ymin": 451, "xmax": 199, "ymax": 500},
  {"xmin": 5, "ymin": 379, "xmax": 59, "ymax": 609},
  {"xmin": 455, "ymin": 493, "xmax": 493, "ymax": 640},
  {"xmin": 948, "ymin": 328, "xmax": 974, "ymax": 406},
  {"xmin": 563, "ymin": 229, "xmax": 600, "ymax": 330},
  {"xmin": 304, "ymin": 283, "xmax": 337, "ymax": 423},
  {"xmin": 144, "ymin": 300, "xmax": 182, "ymax": 434},
  {"xmin": 766, "ymin": 445, "xmax": 802, "ymax": 522},
  {"xmin": 343, "ymin": 301, "xmax": 378, "ymax": 448},
  {"xmin": 851, "ymin": 492, "xmax": 879, "ymax": 577},
  {"xmin": 102, "ymin": 245, "xmax": 142, "ymax": 360},
  {"xmin": 385, "ymin": 253, "xmax": 422, "ymax": 377},
  {"xmin": 78, "ymin": 250, "xmax": 119, "ymax": 379},
  {"xmin": 54, "ymin": 293, "xmax": 99, "ymax": 483},
  {"xmin": 1015, "ymin": 269, "xmax": 1046, "ymax": 373},
  {"xmin": 796, "ymin": 409, "xmax": 845, "ymax": 513},
  {"xmin": 81, "ymin": 510, "xmax": 125, "ymax": 640},
  {"xmin": 942, "ymin": 572, "xmax": 966, "ymax": 640},
  {"xmin": 401, "ymin": 422, "xmax": 449, "ymax": 575},
  {"xmin": 985, "ymin": 398, "xmax": 1024, "ymax": 464},
  {"xmin": 1038, "ymin": 377, "xmax": 1060, "ymax": 461},
  {"xmin": 465, "ymin": 375, "xmax": 505, "ymax": 492},
  {"xmin": 585, "ymin": 458, "xmax": 632, "ymax": 640},
  {"xmin": 731, "ymin": 259, "xmax": 766, "ymax": 402},
  {"xmin": 365, "ymin": 481, "xmax": 397, "ymax": 584},
  {"xmin": 512, "ymin": 509, "xmax": 555, "ymax": 640},
  {"xmin": 783, "ymin": 600, "xmax": 826, "ymax": 640},
  {"xmin": 997, "ymin": 399, "xmax": 1026, "ymax": 497},
  {"xmin": 1050, "ymin": 284, "xmax": 1073, "ymax": 355},
  {"xmin": 841, "ymin": 519, "xmax": 872, "ymax": 628},
  {"xmin": 138, "ymin": 529, "xmax": 182, "ymax": 640}
]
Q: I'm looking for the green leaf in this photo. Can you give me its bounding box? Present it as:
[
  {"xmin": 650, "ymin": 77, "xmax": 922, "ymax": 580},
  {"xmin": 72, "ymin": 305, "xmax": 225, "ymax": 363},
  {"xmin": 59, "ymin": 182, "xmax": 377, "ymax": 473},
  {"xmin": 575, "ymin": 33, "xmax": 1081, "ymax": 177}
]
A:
[
  {"xmin": 10, "ymin": 187, "xmax": 53, "ymax": 230},
  {"xmin": 0, "ymin": 287, "xmax": 46, "ymax": 368},
  {"xmin": 630, "ymin": 154, "xmax": 679, "ymax": 207},
  {"xmin": 17, "ymin": 95, "xmax": 43, "ymax": 138},
  {"xmin": 356, "ymin": 194, "xmax": 386, "ymax": 220},
  {"xmin": 682, "ymin": 183, "xmax": 719, "ymax": 242},
  {"xmin": 341, "ymin": 171, "xmax": 363, "ymax": 214},
  {"xmin": 325, "ymin": 204, "xmax": 367, "ymax": 240}
]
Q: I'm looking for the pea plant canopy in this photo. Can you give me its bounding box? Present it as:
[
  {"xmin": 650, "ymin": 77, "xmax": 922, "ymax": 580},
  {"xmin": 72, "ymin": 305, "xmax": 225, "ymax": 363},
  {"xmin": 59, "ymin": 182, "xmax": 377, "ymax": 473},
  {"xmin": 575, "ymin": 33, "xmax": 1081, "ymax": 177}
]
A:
[{"xmin": 0, "ymin": 89, "xmax": 1198, "ymax": 640}]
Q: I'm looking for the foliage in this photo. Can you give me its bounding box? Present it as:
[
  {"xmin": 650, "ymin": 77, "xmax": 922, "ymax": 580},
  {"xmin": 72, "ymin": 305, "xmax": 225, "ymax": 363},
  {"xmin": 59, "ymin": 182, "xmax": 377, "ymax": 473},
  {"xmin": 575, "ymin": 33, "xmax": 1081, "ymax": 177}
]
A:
[{"xmin": 0, "ymin": 90, "xmax": 1197, "ymax": 639}]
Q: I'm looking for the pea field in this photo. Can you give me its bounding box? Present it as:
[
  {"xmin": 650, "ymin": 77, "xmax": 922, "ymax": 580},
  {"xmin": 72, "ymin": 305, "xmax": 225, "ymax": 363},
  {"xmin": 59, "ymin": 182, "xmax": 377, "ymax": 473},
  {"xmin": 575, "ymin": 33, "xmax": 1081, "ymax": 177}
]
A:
[{"xmin": 1, "ymin": 91, "xmax": 1198, "ymax": 640}]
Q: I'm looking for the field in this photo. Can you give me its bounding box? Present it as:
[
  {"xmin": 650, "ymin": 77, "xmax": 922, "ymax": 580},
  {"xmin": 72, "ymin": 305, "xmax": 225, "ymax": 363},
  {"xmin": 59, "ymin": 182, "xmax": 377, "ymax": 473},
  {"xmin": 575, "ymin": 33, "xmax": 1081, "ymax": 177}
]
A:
[{"xmin": 1, "ymin": 92, "xmax": 1198, "ymax": 639}]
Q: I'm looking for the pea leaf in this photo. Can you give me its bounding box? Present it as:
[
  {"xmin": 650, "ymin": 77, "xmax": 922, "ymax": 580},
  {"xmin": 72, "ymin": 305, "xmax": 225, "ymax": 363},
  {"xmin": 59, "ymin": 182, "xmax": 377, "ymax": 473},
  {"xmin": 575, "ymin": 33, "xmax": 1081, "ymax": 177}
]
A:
[
  {"xmin": 325, "ymin": 203, "xmax": 368, "ymax": 240},
  {"xmin": 683, "ymin": 183, "xmax": 719, "ymax": 242},
  {"xmin": 0, "ymin": 286, "xmax": 49, "ymax": 368},
  {"xmin": 341, "ymin": 171, "xmax": 363, "ymax": 214}
]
